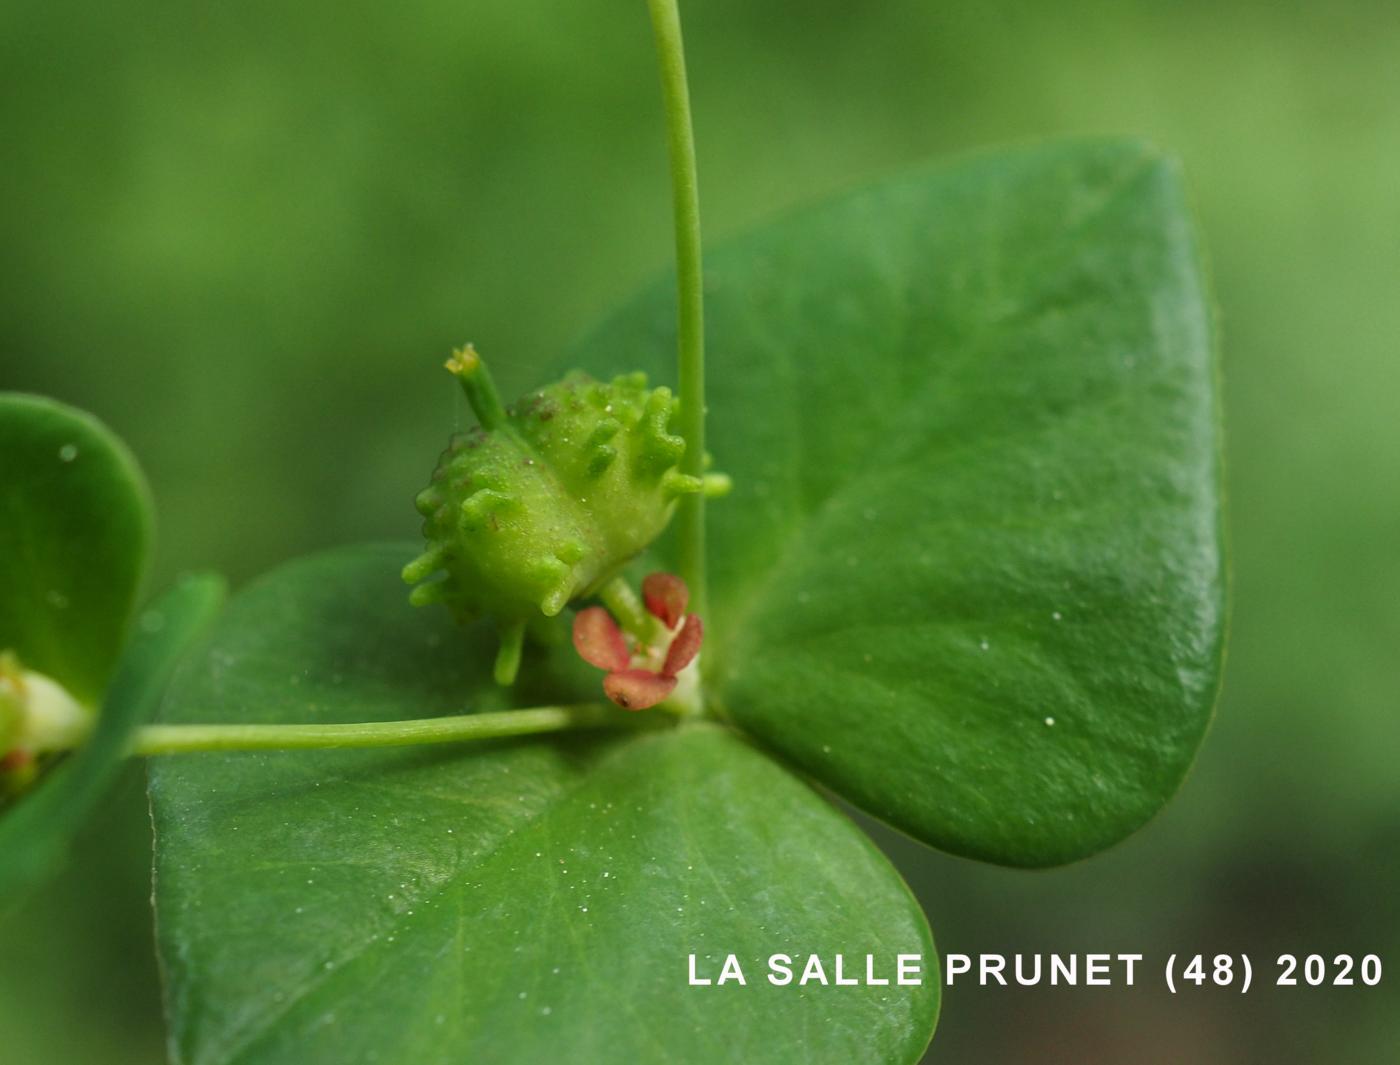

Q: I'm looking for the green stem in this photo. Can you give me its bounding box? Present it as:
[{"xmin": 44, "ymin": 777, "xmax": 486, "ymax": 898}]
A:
[
  {"xmin": 132, "ymin": 703, "xmax": 646, "ymax": 756},
  {"xmin": 598, "ymin": 575, "xmax": 663, "ymax": 645},
  {"xmin": 493, "ymin": 619, "xmax": 527, "ymax": 686},
  {"xmin": 446, "ymin": 343, "xmax": 509, "ymax": 431},
  {"xmin": 646, "ymin": 0, "xmax": 707, "ymax": 619}
]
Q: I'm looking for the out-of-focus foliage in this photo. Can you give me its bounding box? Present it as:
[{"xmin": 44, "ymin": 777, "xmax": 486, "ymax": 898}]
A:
[
  {"xmin": 0, "ymin": 395, "xmax": 150, "ymax": 705},
  {"xmin": 2, "ymin": 1, "xmax": 1396, "ymax": 1062}
]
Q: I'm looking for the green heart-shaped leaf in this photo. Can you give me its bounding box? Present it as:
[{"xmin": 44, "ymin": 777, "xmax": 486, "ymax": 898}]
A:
[
  {"xmin": 1, "ymin": 573, "xmax": 225, "ymax": 903},
  {"xmin": 566, "ymin": 138, "xmax": 1225, "ymax": 866},
  {"xmin": 149, "ymin": 546, "xmax": 939, "ymax": 1065},
  {"xmin": 150, "ymin": 138, "xmax": 1219, "ymax": 1061},
  {"xmin": 0, "ymin": 393, "xmax": 152, "ymax": 704}
]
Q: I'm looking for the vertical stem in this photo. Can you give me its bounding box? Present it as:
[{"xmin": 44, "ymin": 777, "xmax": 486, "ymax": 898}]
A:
[
  {"xmin": 493, "ymin": 619, "xmax": 527, "ymax": 686},
  {"xmin": 446, "ymin": 344, "xmax": 509, "ymax": 431},
  {"xmin": 646, "ymin": 0, "xmax": 707, "ymax": 620}
]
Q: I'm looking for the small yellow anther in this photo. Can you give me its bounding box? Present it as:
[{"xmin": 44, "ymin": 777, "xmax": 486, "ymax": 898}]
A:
[{"xmin": 445, "ymin": 343, "xmax": 482, "ymax": 378}]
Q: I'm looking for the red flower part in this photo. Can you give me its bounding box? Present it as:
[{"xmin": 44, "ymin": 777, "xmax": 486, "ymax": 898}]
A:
[
  {"xmin": 571, "ymin": 572, "xmax": 704, "ymax": 711},
  {"xmin": 662, "ymin": 614, "xmax": 702, "ymax": 678},
  {"xmin": 642, "ymin": 572, "xmax": 688, "ymax": 629},
  {"xmin": 603, "ymin": 669, "xmax": 677, "ymax": 711},
  {"xmin": 572, "ymin": 606, "xmax": 630, "ymax": 671}
]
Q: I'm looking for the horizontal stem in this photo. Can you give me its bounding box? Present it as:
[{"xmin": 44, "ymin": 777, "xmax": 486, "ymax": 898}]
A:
[{"xmin": 133, "ymin": 703, "xmax": 644, "ymax": 756}]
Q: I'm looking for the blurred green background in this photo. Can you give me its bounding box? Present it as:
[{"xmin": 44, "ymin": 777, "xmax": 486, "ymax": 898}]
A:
[{"xmin": 2, "ymin": 0, "xmax": 1396, "ymax": 1061}]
